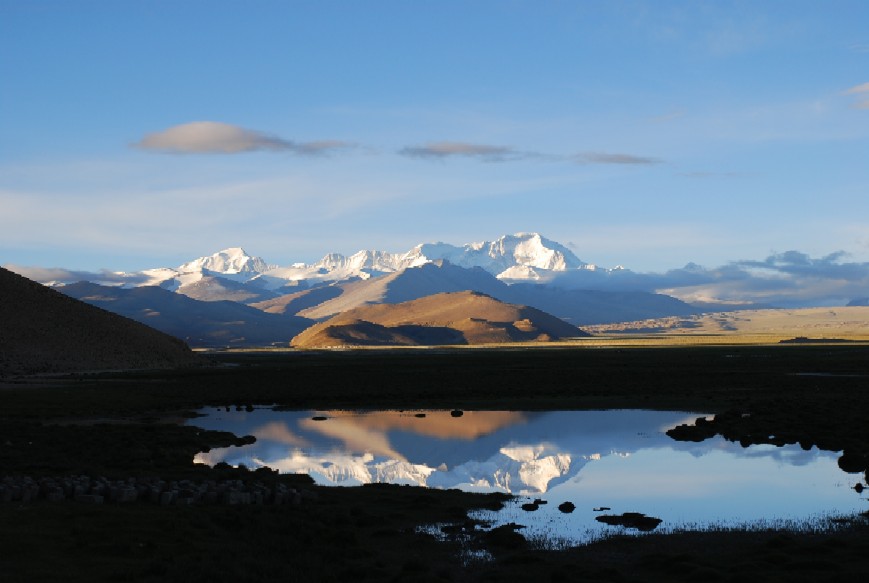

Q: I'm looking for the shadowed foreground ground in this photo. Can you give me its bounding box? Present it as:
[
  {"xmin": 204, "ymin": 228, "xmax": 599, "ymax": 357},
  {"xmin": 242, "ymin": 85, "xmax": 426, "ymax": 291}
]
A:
[{"xmin": 1, "ymin": 345, "xmax": 868, "ymax": 581}]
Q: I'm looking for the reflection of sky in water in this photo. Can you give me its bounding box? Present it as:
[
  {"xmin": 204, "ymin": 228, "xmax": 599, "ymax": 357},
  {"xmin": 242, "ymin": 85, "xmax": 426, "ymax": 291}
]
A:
[{"xmin": 189, "ymin": 409, "xmax": 867, "ymax": 544}]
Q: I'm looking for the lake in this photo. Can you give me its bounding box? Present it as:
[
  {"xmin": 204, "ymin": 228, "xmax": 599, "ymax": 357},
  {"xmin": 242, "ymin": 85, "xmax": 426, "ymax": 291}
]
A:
[{"xmin": 189, "ymin": 408, "xmax": 867, "ymax": 544}]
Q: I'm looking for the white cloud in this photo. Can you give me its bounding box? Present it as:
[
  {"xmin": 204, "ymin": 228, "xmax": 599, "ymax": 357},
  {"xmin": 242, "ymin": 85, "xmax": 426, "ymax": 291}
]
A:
[
  {"xmin": 843, "ymin": 83, "xmax": 869, "ymax": 110},
  {"xmin": 844, "ymin": 82, "xmax": 869, "ymax": 95},
  {"xmin": 134, "ymin": 121, "xmax": 353, "ymax": 155}
]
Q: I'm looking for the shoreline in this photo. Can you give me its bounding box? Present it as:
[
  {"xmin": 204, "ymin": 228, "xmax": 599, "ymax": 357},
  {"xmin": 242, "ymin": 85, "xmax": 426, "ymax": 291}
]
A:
[{"xmin": 1, "ymin": 345, "xmax": 868, "ymax": 580}]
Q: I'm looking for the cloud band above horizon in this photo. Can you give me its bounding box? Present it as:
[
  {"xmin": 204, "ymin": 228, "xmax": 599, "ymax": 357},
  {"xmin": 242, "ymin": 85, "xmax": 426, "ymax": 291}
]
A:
[
  {"xmin": 399, "ymin": 141, "xmax": 528, "ymax": 162},
  {"xmin": 134, "ymin": 121, "xmax": 353, "ymax": 155}
]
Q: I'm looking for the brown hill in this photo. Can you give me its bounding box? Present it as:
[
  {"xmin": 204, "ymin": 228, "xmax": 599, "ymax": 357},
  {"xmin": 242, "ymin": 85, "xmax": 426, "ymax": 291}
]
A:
[
  {"xmin": 0, "ymin": 267, "xmax": 201, "ymax": 376},
  {"xmin": 290, "ymin": 291, "xmax": 587, "ymax": 348}
]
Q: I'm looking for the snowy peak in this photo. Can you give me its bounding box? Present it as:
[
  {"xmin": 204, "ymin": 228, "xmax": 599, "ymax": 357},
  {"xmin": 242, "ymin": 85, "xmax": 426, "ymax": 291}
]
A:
[
  {"xmin": 222, "ymin": 233, "xmax": 585, "ymax": 288},
  {"xmin": 179, "ymin": 247, "xmax": 271, "ymax": 275},
  {"xmin": 168, "ymin": 233, "xmax": 585, "ymax": 285},
  {"xmin": 312, "ymin": 250, "xmax": 411, "ymax": 275},
  {"xmin": 408, "ymin": 233, "xmax": 585, "ymax": 277},
  {"xmin": 27, "ymin": 232, "xmax": 606, "ymax": 292},
  {"xmin": 478, "ymin": 233, "xmax": 585, "ymax": 273}
]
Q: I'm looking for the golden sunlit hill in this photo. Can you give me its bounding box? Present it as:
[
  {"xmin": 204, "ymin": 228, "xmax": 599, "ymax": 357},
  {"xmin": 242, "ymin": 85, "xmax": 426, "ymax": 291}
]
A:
[
  {"xmin": 290, "ymin": 290, "xmax": 588, "ymax": 348},
  {"xmin": 0, "ymin": 267, "xmax": 201, "ymax": 376}
]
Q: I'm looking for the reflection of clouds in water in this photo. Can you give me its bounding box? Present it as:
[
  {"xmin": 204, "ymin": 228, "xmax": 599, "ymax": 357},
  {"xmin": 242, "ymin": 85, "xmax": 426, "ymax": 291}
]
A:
[
  {"xmin": 191, "ymin": 410, "xmax": 853, "ymax": 502},
  {"xmin": 252, "ymin": 421, "xmax": 309, "ymax": 447},
  {"xmin": 299, "ymin": 416, "xmax": 406, "ymax": 460},
  {"xmin": 191, "ymin": 409, "xmax": 867, "ymax": 546},
  {"xmin": 309, "ymin": 410, "xmax": 527, "ymax": 440}
]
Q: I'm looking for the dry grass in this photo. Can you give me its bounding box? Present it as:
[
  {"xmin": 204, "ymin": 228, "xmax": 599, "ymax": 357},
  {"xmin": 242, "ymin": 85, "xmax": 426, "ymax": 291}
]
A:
[{"xmin": 579, "ymin": 306, "xmax": 869, "ymax": 346}]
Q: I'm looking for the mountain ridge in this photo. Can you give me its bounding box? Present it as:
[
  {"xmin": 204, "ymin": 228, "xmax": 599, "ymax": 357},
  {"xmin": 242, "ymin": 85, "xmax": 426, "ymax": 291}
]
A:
[{"xmin": 21, "ymin": 232, "xmax": 611, "ymax": 292}]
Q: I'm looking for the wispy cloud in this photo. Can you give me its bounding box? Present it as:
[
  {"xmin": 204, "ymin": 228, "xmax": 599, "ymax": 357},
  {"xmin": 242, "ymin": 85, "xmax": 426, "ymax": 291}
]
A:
[
  {"xmin": 844, "ymin": 82, "xmax": 869, "ymax": 94},
  {"xmin": 134, "ymin": 121, "xmax": 354, "ymax": 155},
  {"xmin": 574, "ymin": 152, "xmax": 662, "ymax": 165},
  {"xmin": 399, "ymin": 142, "xmax": 662, "ymax": 166},
  {"xmin": 679, "ymin": 171, "xmax": 746, "ymax": 179},
  {"xmin": 844, "ymin": 82, "xmax": 869, "ymax": 109},
  {"xmin": 398, "ymin": 141, "xmax": 532, "ymax": 162}
]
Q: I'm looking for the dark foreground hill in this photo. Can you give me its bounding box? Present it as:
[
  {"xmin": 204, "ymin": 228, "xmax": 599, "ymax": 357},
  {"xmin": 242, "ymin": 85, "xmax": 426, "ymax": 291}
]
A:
[
  {"xmin": 0, "ymin": 267, "xmax": 200, "ymax": 375},
  {"xmin": 291, "ymin": 290, "xmax": 588, "ymax": 347}
]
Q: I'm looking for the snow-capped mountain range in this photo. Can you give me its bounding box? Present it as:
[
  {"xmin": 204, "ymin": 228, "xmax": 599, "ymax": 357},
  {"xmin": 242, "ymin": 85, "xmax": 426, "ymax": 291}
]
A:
[{"xmin": 55, "ymin": 233, "xmax": 621, "ymax": 291}]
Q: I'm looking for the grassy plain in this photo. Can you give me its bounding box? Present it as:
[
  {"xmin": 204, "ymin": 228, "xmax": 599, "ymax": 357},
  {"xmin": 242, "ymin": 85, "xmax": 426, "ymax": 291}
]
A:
[
  {"xmin": 1, "ymin": 343, "xmax": 869, "ymax": 581},
  {"xmin": 582, "ymin": 306, "xmax": 869, "ymax": 343}
]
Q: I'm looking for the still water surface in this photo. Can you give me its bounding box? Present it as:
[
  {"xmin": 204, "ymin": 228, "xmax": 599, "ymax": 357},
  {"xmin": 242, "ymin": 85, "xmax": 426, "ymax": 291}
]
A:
[{"xmin": 190, "ymin": 409, "xmax": 867, "ymax": 544}]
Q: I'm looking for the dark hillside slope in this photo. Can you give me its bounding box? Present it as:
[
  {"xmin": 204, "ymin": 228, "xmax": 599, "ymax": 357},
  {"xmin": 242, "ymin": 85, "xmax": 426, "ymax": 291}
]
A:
[
  {"xmin": 0, "ymin": 267, "xmax": 200, "ymax": 375},
  {"xmin": 60, "ymin": 282, "xmax": 313, "ymax": 348}
]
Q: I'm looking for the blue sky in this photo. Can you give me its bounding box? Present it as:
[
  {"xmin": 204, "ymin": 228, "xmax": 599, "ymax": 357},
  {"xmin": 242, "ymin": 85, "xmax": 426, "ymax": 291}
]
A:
[{"xmin": 1, "ymin": 0, "xmax": 868, "ymax": 273}]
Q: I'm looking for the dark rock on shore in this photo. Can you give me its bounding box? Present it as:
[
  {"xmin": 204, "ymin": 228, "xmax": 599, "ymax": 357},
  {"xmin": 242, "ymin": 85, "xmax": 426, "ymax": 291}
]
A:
[
  {"xmin": 484, "ymin": 523, "xmax": 527, "ymax": 550},
  {"xmin": 595, "ymin": 512, "xmax": 663, "ymax": 532}
]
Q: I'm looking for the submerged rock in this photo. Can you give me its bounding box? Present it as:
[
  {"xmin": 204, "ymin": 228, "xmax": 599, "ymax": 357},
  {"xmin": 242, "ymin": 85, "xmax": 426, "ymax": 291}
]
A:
[{"xmin": 595, "ymin": 512, "xmax": 663, "ymax": 532}]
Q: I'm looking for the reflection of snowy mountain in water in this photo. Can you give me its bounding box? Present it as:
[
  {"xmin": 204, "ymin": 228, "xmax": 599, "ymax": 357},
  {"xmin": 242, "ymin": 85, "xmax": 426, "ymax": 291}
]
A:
[
  {"xmin": 191, "ymin": 408, "xmax": 865, "ymax": 545},
  {"xmin": 191, "ymin": 409, "xmax": 705, "ymax": 494},
  {"xmin": 426, "ymin": 444, "xmax": 573, "ymax": 493}
]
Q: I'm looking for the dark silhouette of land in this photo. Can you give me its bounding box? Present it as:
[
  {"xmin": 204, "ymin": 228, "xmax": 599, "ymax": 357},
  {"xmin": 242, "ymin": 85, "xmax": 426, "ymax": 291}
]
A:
[
  {"xmin": 1, "ymin": 266, "xmax": 867, "ymax": 581},
  {"xmin": 1, "ymin": 346, "xmax": 868, "ymax": 581},
  {"xmin": 0, "ymin": 267, "xmax": 200, "ymax": 375}
]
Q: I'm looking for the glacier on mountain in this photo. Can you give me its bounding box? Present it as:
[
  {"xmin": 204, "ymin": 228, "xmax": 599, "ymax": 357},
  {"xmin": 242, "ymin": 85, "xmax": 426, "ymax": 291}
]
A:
[
  {"xmin": 35, "ymin": 233, "xmax": 628, "ymax": 292},
  {"xmin": 178, "ymin": 247, "xmax": 273, "ymax": 275},
  {"xmin": 177, "ymin": 233, "xmax": 602, "ymax": 286}
]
